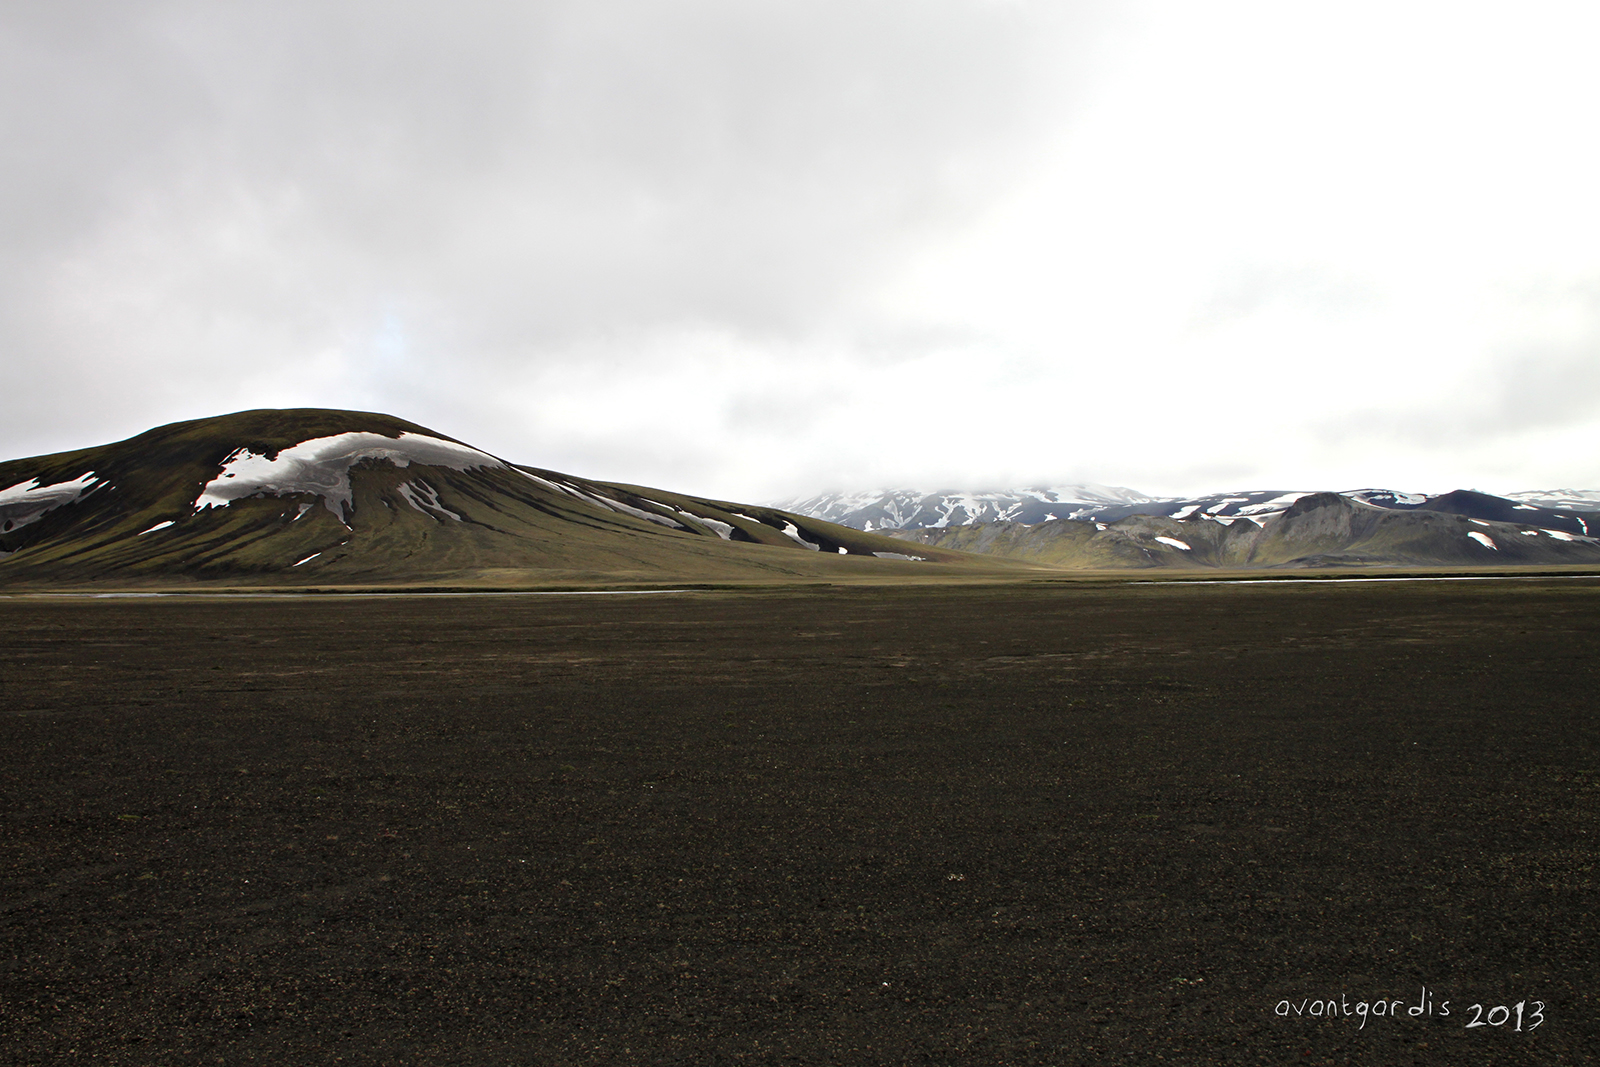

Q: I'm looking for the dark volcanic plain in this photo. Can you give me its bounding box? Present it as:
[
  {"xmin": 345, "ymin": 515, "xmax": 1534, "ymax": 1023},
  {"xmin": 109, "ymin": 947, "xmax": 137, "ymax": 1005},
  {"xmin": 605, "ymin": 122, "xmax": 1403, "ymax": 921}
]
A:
[{"xmin": 2, "ymin": 579, "xmax": 1597, "ymax": 1065}]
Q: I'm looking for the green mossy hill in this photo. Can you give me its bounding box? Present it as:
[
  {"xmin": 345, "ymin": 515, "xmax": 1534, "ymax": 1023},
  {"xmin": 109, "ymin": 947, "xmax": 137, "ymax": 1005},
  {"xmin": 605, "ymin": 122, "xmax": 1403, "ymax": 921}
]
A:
[
  {"xmin": 0, "ymin": 409, "xmax": 1010, "ymax": 587},
  {"xmin": 891, "ymin": 492, "xmax": 1600, "ymax": 569}
]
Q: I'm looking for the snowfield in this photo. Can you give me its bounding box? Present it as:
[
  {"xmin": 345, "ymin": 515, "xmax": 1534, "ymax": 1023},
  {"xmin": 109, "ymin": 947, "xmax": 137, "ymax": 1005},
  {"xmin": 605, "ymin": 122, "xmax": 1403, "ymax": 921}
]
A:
[
  {"xmin": 194, "ymin": 433, "xmax": 504, "ymax": 515},
  {"xmin": 777, "ymin": 485, "xmax": 1162, "ymax": 531},
  {"xmin": 1506, "ymin": 489, "xmax": 1600, "ymax": 510},
  {"xmin": 0, "ymin": 473, "xmax": 104, "ymax": 533}
]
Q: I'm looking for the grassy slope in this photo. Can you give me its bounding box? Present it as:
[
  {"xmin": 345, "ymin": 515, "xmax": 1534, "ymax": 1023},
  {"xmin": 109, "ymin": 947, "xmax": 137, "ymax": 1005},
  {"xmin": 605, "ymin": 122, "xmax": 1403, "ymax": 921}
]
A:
[{"xmin": 0, "ymin": 409, "xmax": 1033, "ymax": 589}]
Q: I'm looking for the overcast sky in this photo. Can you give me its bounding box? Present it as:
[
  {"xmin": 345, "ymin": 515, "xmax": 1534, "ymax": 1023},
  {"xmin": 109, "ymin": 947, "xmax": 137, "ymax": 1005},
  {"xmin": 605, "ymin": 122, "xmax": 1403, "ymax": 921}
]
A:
[{"xmin": 4, "ymin": 1, "xmax": 1599, "ymax": 500}]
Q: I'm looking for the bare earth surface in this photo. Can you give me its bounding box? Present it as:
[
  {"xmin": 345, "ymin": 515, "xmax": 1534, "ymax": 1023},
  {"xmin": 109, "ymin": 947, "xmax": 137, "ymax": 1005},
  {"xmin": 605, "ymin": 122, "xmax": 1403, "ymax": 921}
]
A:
[{"xmin": 1, "ymin": 579, "xmax": 1597, "ymax": 1065}]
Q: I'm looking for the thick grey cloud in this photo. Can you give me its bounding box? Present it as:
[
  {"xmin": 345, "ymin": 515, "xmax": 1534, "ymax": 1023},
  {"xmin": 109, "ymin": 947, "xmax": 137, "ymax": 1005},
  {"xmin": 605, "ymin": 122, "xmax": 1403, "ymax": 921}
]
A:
[
  {"xmin": 0, "ymin": 1, "xmax": 1084, "ymax": 466},
  {"xmin": 6, "ymin": 3, "xmax": 1599, "ymax": 500}
]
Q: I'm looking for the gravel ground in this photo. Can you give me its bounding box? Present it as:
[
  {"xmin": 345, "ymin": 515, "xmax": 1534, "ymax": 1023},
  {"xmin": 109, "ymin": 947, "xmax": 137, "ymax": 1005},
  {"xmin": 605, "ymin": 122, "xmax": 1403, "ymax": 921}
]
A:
[{"xmin": 1, "ymin": 579, "xmax": 1596, "ymax": 1065}]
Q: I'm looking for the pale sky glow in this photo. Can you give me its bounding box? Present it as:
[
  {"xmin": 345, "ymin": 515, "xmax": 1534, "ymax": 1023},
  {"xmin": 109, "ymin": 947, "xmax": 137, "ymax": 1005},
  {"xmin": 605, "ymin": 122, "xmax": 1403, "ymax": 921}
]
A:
[{"xmin": 3, "ymin": 2, "xmax": 1599, "ymax": 500}]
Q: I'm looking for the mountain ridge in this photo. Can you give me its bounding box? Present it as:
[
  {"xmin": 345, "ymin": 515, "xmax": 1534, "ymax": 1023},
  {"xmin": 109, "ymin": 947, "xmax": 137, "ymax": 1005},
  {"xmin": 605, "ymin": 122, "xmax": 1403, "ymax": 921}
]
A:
[
  {"xmin": 776, "ymin": 484, "xmax": 1600, "ymax": 537},
  {"xmin": 886, "ymin": 491, "xmax": 1600, "ymax": 570}
]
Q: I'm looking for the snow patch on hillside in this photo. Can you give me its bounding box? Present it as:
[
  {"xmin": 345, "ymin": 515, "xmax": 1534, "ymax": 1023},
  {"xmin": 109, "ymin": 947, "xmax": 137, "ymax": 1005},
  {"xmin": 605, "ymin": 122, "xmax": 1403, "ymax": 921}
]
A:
[
  {"xmin": 195, "ymin": 433, "xmax": 502, "ymax": 516},
  {"xmin": 515, "ymin": 470, "xmax": 697, "ymax": 530},
  {"xmin": 781, "ymin": 521, "xmax": 821, "ymax": 550},
  {"xmin": 1345, "ymin": 489, "xmax": 1429, "ymax": 507},
  {"xmin": 397, "ymin": 480, "xmax": 462, "ymax": 521},
  {"xmin": 683, "ymin": 513, "xmax": 734, "ymax": 539},
  {"xmin": 1235, "ymin": 493, "xmax": 1311, "ymax": 515},
  {"xmin": 0, "ymin": 472, "xmax": 104, "ymax": 533}
]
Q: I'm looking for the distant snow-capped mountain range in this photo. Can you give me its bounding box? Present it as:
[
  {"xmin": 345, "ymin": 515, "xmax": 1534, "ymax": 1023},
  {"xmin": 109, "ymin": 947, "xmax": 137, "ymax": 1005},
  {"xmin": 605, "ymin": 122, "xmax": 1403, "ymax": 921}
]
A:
[{"xmin": 777, "ymin": 486, "xmax": 1600, "ymax": 536}]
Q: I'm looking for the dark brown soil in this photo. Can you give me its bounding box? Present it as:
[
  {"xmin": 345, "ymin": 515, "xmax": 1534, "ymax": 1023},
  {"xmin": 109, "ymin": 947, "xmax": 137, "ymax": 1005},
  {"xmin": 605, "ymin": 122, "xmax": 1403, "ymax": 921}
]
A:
[{"xmin": 2, "ymin": 579, "xmax": 1597, "ymax": 1065}]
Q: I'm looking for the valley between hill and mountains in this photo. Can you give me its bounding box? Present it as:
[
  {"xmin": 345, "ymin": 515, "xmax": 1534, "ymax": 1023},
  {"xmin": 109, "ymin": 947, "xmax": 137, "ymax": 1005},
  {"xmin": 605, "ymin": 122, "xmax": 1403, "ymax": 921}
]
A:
[{"xmin": 3, "ymin": 407, "xmax": 1600, "ymax": 588}]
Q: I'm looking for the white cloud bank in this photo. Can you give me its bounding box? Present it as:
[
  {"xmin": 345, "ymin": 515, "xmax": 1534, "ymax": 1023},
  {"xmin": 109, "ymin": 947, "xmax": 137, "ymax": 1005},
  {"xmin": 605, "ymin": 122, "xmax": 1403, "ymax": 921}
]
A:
[{"xmin": 3, "ymin": 1, "xmax": 1599, "ymax": 500}]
